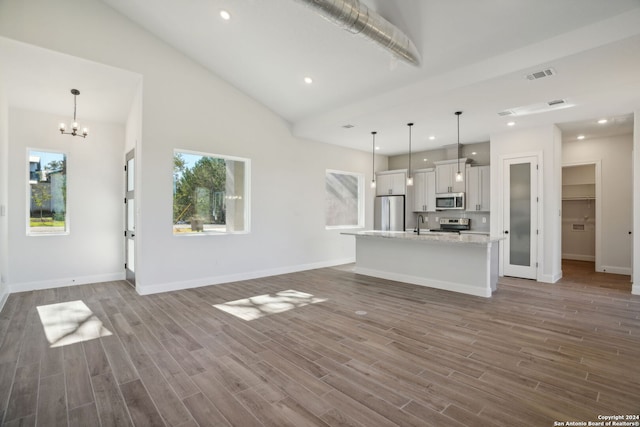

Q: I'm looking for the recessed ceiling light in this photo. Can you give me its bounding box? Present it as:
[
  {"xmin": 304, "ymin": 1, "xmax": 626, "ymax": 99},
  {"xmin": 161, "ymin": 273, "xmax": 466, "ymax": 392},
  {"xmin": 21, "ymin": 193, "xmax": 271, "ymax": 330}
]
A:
[
  {"xmin": 304, "ymin": 76, "xmax": 313, "ymax": 84},
  {"xmin": 428, "ymin": 136, "xmax": 435, "ymax": 140},
  {"xmin": 423, "ymin": 158, "xmax": 428, "ymax": 161},
  {"xmin": 471, "ymin": 152, "xmax": 477, "ymax": 156},
  {"xmin": 577, "ymin": 135, "xmax": 585, "ymax": 140},
  {"xmin": 507, "ymin": 121, "xmax": 516, "ymax": 126},
  {"xmin": 597, "ymin": 119, "xmax": 608, "ymax": 124},
  {"xmin": 375, "ymin": 146, "xmax": 380, "ymax": 150},
  {"xmin": 220, "ymin": 10, "xmax": 231, "ymax": 20}
]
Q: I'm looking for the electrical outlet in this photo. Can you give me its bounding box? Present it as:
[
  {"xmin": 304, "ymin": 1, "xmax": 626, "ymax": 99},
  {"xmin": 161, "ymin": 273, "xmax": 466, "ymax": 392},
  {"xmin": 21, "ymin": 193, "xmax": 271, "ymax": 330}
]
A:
[
  {"xmin": 435, "ymin": 217, "xmax": 439, "ymax": 222},
  {"xmin": 482, "ymin": 217, "xmax": 486, "ymax": 223}
]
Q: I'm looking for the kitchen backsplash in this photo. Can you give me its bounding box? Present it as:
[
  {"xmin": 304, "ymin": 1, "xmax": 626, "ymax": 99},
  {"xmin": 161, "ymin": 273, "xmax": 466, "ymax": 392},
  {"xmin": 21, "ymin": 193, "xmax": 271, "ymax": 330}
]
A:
[{"xmin": 413, "ymin": 211, "xmax": 490, "ymax": 233}]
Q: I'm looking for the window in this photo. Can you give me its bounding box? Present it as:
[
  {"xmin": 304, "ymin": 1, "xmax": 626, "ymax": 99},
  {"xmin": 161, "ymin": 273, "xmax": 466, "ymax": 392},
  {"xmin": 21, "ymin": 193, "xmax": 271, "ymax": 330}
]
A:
[
  {"xmin": 325, "ymin": 169, "xmax": 364, "ymax": 229},
  {"xmin": 173, "ymin": 150, "xmax": 250, "ymax": 234},
  {"xmin": 28, "ymin": 150, "xmax": 67, "ymax": 235}
]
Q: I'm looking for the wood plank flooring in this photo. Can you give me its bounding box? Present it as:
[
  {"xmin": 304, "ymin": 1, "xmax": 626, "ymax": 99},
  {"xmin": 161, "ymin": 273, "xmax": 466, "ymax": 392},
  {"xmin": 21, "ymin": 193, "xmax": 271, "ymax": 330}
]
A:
[{"xmin": 0, "ymin": 261, "xmax": 638, "ymax": 426}]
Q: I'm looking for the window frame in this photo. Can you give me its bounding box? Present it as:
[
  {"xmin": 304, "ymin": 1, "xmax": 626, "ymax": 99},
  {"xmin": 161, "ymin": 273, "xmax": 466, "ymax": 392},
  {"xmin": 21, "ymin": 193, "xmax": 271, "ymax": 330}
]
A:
[
  {"xmin": 26, "ymin": 147, "xmax": 70, "ymax": 236},
  {"xmin": 173, "ymin": 149, "xmax": 251, "ymax": 236},
  {"xmin": 325, "ymin": 169, "xmax": 365, "ymax": 230}
]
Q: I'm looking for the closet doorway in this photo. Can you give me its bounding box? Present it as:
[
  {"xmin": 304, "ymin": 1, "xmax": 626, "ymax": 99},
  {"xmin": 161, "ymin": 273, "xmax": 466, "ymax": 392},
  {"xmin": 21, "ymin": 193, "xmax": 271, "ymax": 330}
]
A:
[{"xmin": 562, "ymin": 162, "xmax": 601, "ymax": 271}]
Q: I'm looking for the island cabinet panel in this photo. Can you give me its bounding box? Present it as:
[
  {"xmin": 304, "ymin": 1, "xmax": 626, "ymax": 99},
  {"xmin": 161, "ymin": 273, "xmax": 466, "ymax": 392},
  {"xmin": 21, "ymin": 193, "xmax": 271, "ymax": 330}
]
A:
[
  {"xmin": 466, "ymin": 165, "xmax": 490, "ymax": 212},
  {"xmin": 343, "ymin": 231, "xmax": 502, "ymax": 298},
  {"xmin": 375, "ymin": 171, "xmax": 406, "ymax": 196},
  {"xmin": 434, "ymin": 159, "xmax": 467, "ymax": 193},
  {"xmin": 412, "ymin": 170, "xmax": 436, "ymax": 212}
]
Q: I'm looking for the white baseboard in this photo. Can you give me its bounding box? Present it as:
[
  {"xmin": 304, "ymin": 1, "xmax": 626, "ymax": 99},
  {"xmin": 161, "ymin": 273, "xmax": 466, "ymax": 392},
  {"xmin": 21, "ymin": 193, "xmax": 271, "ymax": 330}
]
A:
[
  {"xmin": 598, "ymin": 265, "xmax": 632, "ymax": 275},
  {"xmin": 8, "ymin": 272, "xmax": 126, "ymax": 294},
  {"xmin": 562, "ymin": 254, "xmax": 595, "ymax": 262},
  {"xmin": 353, "ymin": 267, "xmax": 492, "ymax": 298},
  {"xmin": 633, "ymin": 283, "xmax": 640, "ymax": 295},
  {"xmin": 136, "ymin": 258, "xmax": 356, "ymax": 295},
  {"xmin": 538, "ymin": 271, "xmax": 562, "ymax": 284}
]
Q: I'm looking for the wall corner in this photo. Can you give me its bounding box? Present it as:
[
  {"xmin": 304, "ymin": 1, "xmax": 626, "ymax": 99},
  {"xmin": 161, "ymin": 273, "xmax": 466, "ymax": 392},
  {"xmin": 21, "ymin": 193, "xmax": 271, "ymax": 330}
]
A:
[{"xmin": 633, "ymin": 110, "xmax": 640, "ymax": 286}]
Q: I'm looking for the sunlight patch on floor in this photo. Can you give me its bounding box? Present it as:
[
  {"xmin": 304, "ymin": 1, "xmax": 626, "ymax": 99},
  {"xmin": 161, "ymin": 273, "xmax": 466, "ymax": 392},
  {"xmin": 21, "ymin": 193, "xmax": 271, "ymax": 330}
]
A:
[
  {"xmin": 36, "ymin": 300, "xmax": 113, "ymax": 348},
  {"xmin": 213, "ymin": 289, "xmax": 327, "ymax": 321}
]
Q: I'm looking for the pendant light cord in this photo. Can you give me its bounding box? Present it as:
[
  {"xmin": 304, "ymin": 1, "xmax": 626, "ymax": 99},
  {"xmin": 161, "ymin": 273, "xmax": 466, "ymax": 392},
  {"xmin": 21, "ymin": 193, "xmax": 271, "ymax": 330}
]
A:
[
  {"xmin": 457, "ymin": 114, "xmax": 460, "ymax": 173},
  {"xmin": 407, "ymin": 123, "xmax": 413, "ymax": 179},
  {"xmin": 455, "ymin": 111, "xmax": 462, "ymax": 175},
  {"xmin": 371, "ymin": 131, "xmax": 377, "ymax": 185}
]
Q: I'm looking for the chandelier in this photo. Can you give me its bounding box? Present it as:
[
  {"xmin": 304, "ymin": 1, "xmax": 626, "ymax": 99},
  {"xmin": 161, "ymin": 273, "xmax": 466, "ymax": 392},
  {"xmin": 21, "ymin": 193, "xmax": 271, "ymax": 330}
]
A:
[{"xmin": 59, "ymin": 89, "xmax": 88, "ymax": 138}]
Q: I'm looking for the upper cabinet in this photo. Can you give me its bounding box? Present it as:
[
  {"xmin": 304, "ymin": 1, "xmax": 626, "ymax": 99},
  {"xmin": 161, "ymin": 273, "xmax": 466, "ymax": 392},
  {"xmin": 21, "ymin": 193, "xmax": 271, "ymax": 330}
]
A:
[
  {"xmin": 412, "ymin": 169, "xmax": 436, "ymax": 212},
  {"xmin": 376, "ymin": 170, "xmax": 406, "ymax": 196},
  {"xmin": 434, "ymin": 159, "xmax": 467, "ymax": 193},
  {"xmin": 466, "ymin": 165, "xmax": 490, "ymax": 212}
]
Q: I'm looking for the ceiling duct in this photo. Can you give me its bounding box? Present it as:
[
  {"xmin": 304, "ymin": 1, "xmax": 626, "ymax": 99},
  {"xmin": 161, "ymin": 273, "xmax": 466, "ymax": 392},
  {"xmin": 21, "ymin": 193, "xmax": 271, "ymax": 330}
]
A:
[{"xmin": 295, "ymin": 0, "xmax": 421, "ymax": 66}]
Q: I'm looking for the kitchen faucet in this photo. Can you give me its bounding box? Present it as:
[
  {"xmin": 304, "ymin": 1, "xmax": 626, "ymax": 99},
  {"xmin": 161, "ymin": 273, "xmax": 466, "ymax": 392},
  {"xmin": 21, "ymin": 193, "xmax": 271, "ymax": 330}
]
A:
[{"xmin": 416, "ymin": 214, "xmax": 425, "ymax": 235}]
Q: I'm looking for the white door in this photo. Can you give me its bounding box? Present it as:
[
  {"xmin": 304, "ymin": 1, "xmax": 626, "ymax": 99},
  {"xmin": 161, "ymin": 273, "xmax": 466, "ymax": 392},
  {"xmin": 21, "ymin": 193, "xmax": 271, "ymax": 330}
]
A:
[{"xmin": 503, "ymin": 156, "xmax": 538, "ymax": 279}]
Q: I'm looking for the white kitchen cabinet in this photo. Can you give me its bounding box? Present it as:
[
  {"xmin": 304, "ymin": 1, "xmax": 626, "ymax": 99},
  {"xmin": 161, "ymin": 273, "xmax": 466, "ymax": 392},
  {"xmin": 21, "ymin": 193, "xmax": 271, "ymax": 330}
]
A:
[
  {"xmin": 466, "ymin": 165, "xmax": 490, "ymax": 211},
  {"xmin": 435, "ymin": 159, "xmax": 467, "ymax": 193},
  {"xmin": 412, "ymin": 169, "xmax": 436, "ymax": 212},
  {"xmin": 376, "ymin": 171, "xmax": 406, "ymax": 196}
]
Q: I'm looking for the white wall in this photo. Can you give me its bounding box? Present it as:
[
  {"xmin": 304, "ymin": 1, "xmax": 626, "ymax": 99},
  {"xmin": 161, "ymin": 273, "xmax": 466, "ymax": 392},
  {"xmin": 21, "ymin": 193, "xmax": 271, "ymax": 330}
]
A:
[
  {"xmin": 563, "ymin": 133, "xmax": 633, "ymax": 274},
  {"xmin": 0, "ymin": 79, "xmax": 9, "ymax": 308},
  {"xmin": 7, "ymin": 109, "xmax": 125, "ymax": 290},
  {"xmin": 125, "ymin": 83, "xmax": 142, "ymax": 154},
  {"xmin": 490, "ymin": 124, "xmax": 563, "ymax": 283},
  {"xmin": 0, "ymin": 0, "xmax": 381, "ymax": 294}
]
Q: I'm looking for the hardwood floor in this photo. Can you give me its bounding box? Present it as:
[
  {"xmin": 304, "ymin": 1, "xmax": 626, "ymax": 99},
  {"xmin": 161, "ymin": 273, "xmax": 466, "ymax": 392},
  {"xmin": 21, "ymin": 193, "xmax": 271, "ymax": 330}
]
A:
[{"xmin": 0, "ymin": 262, "xmax": 638, "ymax": 426}]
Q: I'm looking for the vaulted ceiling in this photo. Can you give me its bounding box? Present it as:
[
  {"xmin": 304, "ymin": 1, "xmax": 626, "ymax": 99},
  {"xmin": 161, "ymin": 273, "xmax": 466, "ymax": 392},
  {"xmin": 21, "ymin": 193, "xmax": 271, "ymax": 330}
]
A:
[{"xmin": 4, "ymin": 0, "xmax": 640, "ymax": 154}]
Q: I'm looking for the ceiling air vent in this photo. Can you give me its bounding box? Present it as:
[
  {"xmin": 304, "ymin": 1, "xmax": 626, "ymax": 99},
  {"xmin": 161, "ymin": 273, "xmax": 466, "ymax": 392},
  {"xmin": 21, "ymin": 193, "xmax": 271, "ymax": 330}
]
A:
[
  {"xmin": 497, "ymin": 98, "xmax": 573, "ymax": 117},
  {"xmin": 547, "ymin": 99, "xmax": 566, "ymax": 106},
  {"xmin": 526, "ymin": 68, "xmax": 556, "ymax": 80}
]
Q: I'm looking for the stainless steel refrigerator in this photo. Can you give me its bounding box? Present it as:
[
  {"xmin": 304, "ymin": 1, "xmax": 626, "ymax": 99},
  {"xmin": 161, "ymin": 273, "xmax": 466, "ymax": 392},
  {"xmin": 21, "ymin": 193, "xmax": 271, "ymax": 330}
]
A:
[{"xmin": 374, "ymin": 195, "xmax": 405, "ymax": 231}]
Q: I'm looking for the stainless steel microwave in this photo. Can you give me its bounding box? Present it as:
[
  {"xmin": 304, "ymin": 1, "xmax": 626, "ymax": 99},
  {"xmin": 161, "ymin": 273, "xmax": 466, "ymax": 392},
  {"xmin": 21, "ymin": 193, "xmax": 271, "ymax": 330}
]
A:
[{"xmin": 435, "ymin": 193, "xmax": 465, "ymax": 210}]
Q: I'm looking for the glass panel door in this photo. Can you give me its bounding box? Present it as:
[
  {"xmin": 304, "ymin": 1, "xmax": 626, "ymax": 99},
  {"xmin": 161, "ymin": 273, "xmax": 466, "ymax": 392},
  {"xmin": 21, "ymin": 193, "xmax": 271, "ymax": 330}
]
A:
[
  {"xmin": 509, "ymin": 163, "xmax": 531, "ymax": 266},
  {"xmin": 503, "ymin": 156, "xmax": 538, "ymax": 279},
  {"xmin": 125, "ymin": 150, "xmax": 135, "ymax": 286}
]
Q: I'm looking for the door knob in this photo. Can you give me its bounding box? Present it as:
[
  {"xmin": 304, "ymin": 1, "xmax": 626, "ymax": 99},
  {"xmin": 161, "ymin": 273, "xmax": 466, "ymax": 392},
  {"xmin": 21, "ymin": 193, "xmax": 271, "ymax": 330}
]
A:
[{"xmin": 504, "ymin": 230, "xmax": 509, "ymax": 234}]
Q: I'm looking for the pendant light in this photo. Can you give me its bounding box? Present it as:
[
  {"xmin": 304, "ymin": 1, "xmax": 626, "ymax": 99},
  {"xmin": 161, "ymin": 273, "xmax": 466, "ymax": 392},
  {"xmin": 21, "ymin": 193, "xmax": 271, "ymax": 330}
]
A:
[
  {"xmin": 406, "ymin": 123, "xmax": 414, "ymax": 186},
  {"xmin": 59, "ymin": 89, "xmax": 88, "ymax": 138},
  {"xmin": 455, "ymin": 111, "xmax": 463, "ymax": 182},
  {"xmin": 370, "ymin": 131, "xmax": 377, "ymax": 189}
]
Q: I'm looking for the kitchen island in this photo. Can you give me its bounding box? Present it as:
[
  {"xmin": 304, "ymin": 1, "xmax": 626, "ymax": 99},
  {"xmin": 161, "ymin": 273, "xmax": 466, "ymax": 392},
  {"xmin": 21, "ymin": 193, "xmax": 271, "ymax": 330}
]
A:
[{"xmin": 342, "ymin": 231, "xmax": 502, "ymax": 298}]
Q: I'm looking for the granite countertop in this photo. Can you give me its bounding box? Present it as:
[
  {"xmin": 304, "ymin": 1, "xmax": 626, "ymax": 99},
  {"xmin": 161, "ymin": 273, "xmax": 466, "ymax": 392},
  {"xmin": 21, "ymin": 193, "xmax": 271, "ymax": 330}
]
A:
[{"xmin": 342, "ymin": 230, "xmax": 503, "ymax": 245}]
